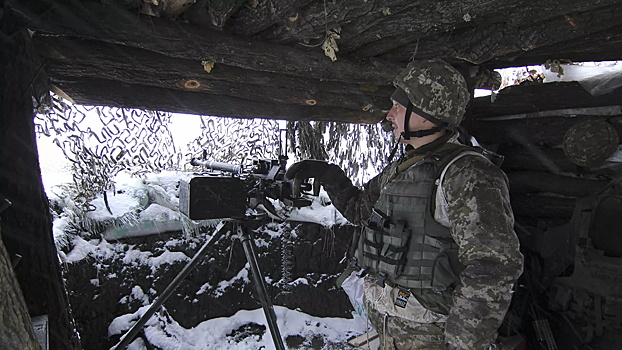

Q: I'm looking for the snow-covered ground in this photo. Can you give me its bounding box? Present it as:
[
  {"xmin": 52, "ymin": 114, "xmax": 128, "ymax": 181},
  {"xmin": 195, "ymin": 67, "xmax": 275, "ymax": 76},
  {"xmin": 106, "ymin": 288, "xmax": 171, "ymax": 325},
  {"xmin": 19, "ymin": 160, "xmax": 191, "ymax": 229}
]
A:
[
  {"xmin": 110, "ymin": 305, "xmax": 367, "ymax": 350},
  {"xmin": 39, "ymin": 135, "xmax": 366, "ymax": 349}
]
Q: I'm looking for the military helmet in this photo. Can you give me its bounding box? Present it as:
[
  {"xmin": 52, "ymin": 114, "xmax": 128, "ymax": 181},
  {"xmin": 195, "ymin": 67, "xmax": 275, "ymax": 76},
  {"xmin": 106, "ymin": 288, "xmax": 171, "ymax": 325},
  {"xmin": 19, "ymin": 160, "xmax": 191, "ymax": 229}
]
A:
[
  {"xmin": 563, "ymin": 119, "xmax": 620, "ymax": 167},
  {"xmin": 392, "ymin": 58, "xmax": 470, "ymax": 127}
]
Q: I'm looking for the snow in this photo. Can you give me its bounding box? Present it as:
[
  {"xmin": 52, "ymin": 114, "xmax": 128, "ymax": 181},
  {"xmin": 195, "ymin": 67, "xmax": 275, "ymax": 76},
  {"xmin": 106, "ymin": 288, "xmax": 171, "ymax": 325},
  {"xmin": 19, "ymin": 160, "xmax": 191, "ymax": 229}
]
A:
[
  {"xmin": 38, "ymin": 119, "xmax": 363, "ymax": 349},
  {"xmin": 49, "ymin": 169, "xmax": 365, "ymax": 348},
  {"xmin": 87, "ymin": 193, "xmax": 141, "ymax": 221},
  {"xmin": 108, "ymin": 305, "xmax": 368, "ymax": 350}
]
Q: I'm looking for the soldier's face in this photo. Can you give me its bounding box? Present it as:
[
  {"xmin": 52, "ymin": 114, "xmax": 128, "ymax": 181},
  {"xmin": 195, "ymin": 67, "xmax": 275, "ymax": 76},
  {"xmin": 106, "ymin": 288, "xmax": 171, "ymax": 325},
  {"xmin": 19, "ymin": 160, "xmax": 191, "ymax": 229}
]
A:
[{"xmin": 385, "ymin": 100, "xmax": 428, "ymax": 141}]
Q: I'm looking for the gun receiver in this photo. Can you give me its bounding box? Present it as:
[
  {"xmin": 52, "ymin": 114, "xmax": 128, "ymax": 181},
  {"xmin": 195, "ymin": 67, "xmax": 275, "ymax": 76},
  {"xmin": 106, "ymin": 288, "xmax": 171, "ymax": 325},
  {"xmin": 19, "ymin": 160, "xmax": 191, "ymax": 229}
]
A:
[{"xmin": 180, "ymin": 156, "xmax": 312, "ymax": 220}]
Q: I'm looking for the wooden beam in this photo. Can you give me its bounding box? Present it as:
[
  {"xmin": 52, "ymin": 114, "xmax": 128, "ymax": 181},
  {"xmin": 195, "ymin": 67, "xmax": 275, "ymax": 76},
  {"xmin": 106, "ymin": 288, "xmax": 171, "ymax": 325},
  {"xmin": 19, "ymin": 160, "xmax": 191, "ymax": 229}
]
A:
[
  {"xmin": 34, "ymin": 35, "xmax": 392, "ymax": 121},
  {"xmin": 377, "ymin": 3, "xmax": 622, "ymax": 65},
  {"xmin": 472, "ymin": 83, "xmax": 622, "ymax": 119},
  {"xmin": 226, "ymin": 0, "xmax": 313, "ymax": 36},
  {"xmin": 0, "ymin": 14, "xmax": 81, "ymax": 350},
  {"xmin": 250, "ymin": 0, "xmax": 622, "ymax": 66},
  {"xmin": 55, "ymin": 77, "xmax": 381, "ymax": 123},
  {"xmin": 204, "ymin": 0, "xmax": 246, "ymax": 28},
  {"xmin": 27, "ymin": 2, "xmax": 402, "ymax": 84},
  {"xmin": 471, "ymin": 116, "xmax": 617, "ymax": 148}
]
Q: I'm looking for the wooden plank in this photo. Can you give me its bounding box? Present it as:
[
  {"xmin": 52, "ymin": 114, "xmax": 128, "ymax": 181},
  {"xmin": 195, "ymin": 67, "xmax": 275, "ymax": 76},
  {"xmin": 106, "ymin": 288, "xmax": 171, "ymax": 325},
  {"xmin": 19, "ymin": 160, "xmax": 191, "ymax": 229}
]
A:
[{"xmin": 348, "ymin": 329, "xmax": 379, "ymax": 348}]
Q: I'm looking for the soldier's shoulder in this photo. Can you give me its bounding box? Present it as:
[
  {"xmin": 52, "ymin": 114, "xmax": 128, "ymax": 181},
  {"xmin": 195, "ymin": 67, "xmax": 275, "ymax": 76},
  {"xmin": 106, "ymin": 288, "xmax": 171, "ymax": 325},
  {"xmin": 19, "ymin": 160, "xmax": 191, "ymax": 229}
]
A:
[{"xmin": 443, "ymin": 149, "xmax": 508, "ymax": 184}]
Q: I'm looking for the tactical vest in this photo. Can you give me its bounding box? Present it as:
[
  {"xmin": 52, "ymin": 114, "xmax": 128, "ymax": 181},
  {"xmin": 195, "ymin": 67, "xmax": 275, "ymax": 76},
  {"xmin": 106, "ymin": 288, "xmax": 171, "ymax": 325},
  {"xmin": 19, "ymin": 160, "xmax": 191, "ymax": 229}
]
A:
[{"xmin": 355, "ymin": 145, "xmax": 482, "ymax": 314}]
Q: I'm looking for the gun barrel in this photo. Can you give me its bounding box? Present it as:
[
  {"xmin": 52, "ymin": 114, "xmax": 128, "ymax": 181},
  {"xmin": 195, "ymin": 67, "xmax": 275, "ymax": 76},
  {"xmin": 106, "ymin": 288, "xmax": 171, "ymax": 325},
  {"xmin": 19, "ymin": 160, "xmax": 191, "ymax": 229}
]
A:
[{"xmin": 190, "ymin": 159, "xmax": 242, "ymax": 174}]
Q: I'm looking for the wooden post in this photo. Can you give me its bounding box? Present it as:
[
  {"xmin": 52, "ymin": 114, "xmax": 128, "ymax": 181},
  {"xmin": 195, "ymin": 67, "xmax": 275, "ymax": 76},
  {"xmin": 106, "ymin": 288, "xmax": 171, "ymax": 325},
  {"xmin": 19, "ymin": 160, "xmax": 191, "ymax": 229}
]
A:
[{"xmin": 0, "ymin": 9, "xmax": 81, "ymax": 350}]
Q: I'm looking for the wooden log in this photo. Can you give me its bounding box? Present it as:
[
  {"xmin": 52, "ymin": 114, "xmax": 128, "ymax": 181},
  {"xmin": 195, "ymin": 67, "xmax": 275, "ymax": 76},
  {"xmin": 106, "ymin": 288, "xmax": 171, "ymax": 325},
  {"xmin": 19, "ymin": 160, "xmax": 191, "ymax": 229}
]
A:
[
  {"xmin": 498, "ymin": 145, "xmax": 622, "ymax": 180},
  {"xmin": 488, "ymin": 25, "xmax": 622, "ymax": 69},
  {"xmin": 203, "ymin": 0, "xmax": 246, "ymax": 28},
  {"xmin": 376, "ymin": 2, "xmax": 622, "ymax": 65},
  {"xmin": 471, "ymin": 116, "xmax": 619, "ymax": 147},
  {"xmin": 0, "ymin": 233, "xmax": 40, "ymax": 350},
  {"xmin": 472, "ymin": 82, "xmax": 622, "ymax": 119},
  {"xmin": 34, "ymin": 35, "xmax": 392, "ymax": 120},
  {"xmin": 225, "ymin": 0, "xmax": 313, "ymax": 36},
  {"xmin": 55, "ymin": 77, "xmax": 380, "ymax": 123},
  {"xmin": 244, "ymin": 0, "xmax": 622, "ymax": 67},
  {"xmin": 507, "ymin": 171, "xmax": 609, "ymax": 197},
  {"xmin": 25, "ymin": 1, "xmax": 403, "ymax": 84},
  {"xmin": 0, "ymin": 18, "xmax": 81, "ymax": 350}
]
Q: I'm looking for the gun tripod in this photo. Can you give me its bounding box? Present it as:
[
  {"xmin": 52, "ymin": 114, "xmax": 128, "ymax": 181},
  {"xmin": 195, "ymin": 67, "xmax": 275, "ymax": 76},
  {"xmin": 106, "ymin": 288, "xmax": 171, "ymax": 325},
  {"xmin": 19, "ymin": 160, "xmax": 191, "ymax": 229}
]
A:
[{"xmin": 113, "ymin": 217, "xmax": 286, "ymax": 350}]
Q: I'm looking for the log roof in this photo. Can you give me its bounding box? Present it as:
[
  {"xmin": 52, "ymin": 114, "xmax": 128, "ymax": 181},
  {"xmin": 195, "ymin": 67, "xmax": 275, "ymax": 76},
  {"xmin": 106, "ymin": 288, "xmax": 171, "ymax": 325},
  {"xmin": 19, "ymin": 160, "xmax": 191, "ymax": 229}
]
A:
[{"xmin": 14, "ymin": 0, "xmax": 622, "ymax": 123}]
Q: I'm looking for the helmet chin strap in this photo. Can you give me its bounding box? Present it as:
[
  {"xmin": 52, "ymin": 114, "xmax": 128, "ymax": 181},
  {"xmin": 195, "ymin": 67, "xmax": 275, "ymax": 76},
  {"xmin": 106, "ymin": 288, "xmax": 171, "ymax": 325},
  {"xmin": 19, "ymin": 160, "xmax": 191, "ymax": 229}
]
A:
[
  {"xmin": 387, "ymin": 134, "xmax": 402, "ymax": 163},
  {"xmin": 400, "ymin": 101, "xmax": 445, "ymax": 140}
]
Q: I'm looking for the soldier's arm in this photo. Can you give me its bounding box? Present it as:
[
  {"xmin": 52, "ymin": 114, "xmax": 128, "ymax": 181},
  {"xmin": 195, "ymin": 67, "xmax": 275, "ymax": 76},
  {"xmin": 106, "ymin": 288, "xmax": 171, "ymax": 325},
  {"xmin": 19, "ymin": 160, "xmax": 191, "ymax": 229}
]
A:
[
  {"xmin": 321, "ymin": 164, "xmax": 393, "ymax": 225},
  {"xmin": 441, "ymin": 156, "xmax": 524, "ymax": 350}
]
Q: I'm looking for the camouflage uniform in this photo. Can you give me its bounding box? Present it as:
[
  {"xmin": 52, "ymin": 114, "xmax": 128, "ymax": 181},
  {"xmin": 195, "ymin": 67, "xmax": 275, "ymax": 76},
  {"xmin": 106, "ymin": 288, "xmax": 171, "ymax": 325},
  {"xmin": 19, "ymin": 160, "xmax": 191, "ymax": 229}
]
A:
[
  {"xmin": 287, "ymin": 59, "xmax": 523, "ymax": 349},
  {"xmin": 322, "ymin": 135, "xmax": 524, "ymax": 349}
]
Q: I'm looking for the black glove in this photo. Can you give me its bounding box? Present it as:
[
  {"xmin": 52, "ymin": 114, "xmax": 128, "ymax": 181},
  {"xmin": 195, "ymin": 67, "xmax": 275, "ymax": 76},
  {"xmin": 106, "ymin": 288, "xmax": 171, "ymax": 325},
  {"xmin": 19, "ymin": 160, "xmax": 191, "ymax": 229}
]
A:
[
  {"xmin": 285, "ymin": 160, "xmax": 331, "ymax": 182},
  {"xmin": 286, "ymin": 160, "xmax": 352, "ymax": 198}
]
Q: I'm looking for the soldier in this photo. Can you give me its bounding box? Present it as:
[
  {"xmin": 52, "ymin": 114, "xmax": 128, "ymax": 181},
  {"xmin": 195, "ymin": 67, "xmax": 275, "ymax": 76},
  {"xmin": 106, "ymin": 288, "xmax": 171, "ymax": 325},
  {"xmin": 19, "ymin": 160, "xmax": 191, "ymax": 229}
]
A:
[{"xmin": 286, "ymin": 59, "xmax": 524, "ymax": 350}]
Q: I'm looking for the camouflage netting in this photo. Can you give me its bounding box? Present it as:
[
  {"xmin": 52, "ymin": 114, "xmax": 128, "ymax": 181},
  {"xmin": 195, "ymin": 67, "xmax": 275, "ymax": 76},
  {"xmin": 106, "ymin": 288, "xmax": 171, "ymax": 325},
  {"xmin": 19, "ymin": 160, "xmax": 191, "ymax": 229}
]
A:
[
  {"xmin": 35, "ymin": 95, "xmax": 180, "ymax": 210},
  {"xmin": 287, "ymin": 120, "xmax": 394, "ymax": 185},
  {"xmin": 184, "ymin": 116, "xmax": 282, "ymax": 167},
  {"xmin": 36, "ymin": 96, "xmax": 395, "ymax": 202}
]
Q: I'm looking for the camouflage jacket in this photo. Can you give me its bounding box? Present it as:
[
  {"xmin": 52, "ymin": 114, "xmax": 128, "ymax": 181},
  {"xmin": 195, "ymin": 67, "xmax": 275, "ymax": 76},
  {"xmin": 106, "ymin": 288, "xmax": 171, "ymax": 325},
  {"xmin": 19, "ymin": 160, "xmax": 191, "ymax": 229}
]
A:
[{"xmin": 323, "ymin": 140, "xmax": 524, "ymax": 349}]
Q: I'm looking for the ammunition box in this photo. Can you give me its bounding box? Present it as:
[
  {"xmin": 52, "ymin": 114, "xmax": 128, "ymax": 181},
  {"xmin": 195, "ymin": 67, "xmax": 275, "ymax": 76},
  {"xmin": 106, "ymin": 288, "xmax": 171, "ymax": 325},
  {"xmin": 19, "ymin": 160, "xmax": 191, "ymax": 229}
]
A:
[{"xmin": 179, "ymin": 176, "xmax": 247, "ymax": 220}]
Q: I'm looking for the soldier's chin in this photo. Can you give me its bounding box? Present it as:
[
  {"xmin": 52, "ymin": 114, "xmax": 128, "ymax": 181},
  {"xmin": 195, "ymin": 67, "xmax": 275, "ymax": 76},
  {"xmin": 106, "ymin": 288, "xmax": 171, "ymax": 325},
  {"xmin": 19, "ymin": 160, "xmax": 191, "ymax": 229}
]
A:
[{"xmin": 393, "ymin": 130, "xmax": 403, "ymax": 141}]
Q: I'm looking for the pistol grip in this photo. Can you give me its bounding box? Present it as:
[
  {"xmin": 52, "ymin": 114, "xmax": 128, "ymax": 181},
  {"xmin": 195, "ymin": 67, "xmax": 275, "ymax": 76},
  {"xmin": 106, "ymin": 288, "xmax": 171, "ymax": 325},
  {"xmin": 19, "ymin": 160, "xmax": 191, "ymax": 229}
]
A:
[
  {"xmin": 292, "ymin": 178, "xmax": 302, "ymax": 197},
  {"xmin": 313, "ymin": 179, "xmax": 321, "ymax": 196}
]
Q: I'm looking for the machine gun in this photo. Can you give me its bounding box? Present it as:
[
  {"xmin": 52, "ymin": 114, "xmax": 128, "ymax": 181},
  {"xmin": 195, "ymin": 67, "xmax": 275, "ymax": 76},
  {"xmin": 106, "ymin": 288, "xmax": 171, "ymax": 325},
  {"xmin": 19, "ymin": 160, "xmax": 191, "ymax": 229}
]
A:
[
  {"xmin": 179, "ymin": 155, "xmax": 315, "ymax": 220},
  {"xmin": 114, "ymin": 155, "xmax": 315, "ymax": 350}
]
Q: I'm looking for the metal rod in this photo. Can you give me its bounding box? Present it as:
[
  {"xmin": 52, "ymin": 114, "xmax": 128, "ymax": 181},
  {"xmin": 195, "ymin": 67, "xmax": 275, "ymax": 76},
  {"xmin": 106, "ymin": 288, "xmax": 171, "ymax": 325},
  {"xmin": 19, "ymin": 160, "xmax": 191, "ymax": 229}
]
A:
[
  {"xmin": 237, "ymin": 224, "xmax": 286, "ymax": 350},
  {"xmin": 190, "ymin": 159, "xmax": 242, "ymax": 174},
  {"xmin": 112, "ymin": 221, "xmax": 230, "ymax": 350}
]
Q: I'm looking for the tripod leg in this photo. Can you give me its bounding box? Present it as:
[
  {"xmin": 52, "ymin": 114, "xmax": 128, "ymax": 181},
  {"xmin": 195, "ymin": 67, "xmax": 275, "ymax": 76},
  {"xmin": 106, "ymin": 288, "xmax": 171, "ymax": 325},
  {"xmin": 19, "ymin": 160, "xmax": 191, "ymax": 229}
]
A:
[
  {"xmin": 238, "ymin": 225, "xmax": 287, "ymax": 350},
  {"xmin": 112, "ymin": 221, "xmax": 230, "ymax": 350}
]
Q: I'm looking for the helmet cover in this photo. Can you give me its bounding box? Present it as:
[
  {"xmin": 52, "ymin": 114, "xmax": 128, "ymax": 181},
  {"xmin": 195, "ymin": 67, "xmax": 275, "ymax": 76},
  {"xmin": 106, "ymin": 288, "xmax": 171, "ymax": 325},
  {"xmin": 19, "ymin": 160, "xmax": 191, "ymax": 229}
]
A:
[
  {"xmin": 393, "ymin": 58, "xmax": 470, "ymax": 126},
  {"xmin": 563, "ymin": 119, "xmax": 620, "ymax": 167}
]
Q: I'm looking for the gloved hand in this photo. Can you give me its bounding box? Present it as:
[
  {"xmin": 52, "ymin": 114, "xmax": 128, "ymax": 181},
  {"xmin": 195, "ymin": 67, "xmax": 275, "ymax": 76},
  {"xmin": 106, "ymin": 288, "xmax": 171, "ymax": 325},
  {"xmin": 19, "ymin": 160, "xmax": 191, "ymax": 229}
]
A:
[
  {"xmin": 286, "ymin": 160, "xmax": 331, "ymax": 196},
  {"xmin": 286, "ymin": 160, "xmax": 351, "ymax": 198},
  {"xmin": 285, "ymin": 160, "xmax": 331, "ymax": 182}
]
